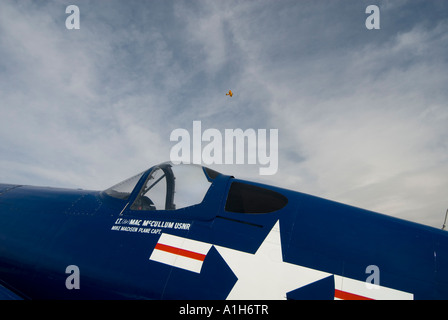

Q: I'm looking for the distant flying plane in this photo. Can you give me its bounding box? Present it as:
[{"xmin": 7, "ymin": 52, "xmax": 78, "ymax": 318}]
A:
[
  {"xmin": 226, "ymin": 90, "xmax": 233, "ymax": 97},
  {"xmin": 0, "ymin": 161, "xmax": 448, "ymax": 299}
]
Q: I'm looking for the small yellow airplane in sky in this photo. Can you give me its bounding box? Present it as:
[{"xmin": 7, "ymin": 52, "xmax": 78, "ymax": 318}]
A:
[{"xmin": 226, "ymin": 90, "xmax": 233, "ymax": 97}]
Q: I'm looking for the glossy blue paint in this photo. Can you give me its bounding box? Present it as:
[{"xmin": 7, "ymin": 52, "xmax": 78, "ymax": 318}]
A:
[{"xmin": 0, "ymin": 162, "xmax": 447, "ymax": 299}]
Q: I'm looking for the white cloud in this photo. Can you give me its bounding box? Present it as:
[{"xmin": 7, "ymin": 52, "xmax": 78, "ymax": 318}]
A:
[
  {"xmin": 0, "ymin": 1, "xmax": 168, "ymax": 189},
  {"xmin": 0, "ymin": 0, "xmax": 447, "ymax": 229},
  {"xmin": 259, "ymin": 23, "xmax": 448, "ymax": 227}
]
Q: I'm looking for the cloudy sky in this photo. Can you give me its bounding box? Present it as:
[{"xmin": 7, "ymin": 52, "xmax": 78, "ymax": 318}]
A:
[{"xmin": 1, "ymin": 0, "xmax": 447, "ymax": 228}]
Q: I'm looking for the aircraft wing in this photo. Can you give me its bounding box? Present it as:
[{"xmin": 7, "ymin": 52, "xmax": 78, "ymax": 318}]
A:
[{"xmin": 0, "ymin": 283, "xmax": 23, "ymax": 300}]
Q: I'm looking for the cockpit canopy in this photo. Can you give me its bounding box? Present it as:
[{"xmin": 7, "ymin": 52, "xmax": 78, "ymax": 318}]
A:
[
  {"xmin": 104, "ymin": 162, "xmax": 220, "ymax": 211},
  {"xmin": 105, "ymin": 162, "xmax": 288, "ymax": 215}
]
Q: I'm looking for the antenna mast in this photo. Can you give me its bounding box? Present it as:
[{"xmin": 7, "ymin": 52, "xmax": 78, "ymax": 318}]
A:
[{"xmin": 443, "ymin": 208, "xmax": 448, "ymax": 231}]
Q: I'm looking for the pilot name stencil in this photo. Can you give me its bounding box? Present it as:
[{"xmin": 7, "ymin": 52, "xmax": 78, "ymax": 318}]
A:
[{"xmin": 111, "ymin": 218, "xmax": 191, "ymax": 235}]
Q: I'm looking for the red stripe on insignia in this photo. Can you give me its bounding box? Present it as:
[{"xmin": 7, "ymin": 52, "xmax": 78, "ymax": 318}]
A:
[
  {"xmin": 334, "ymin": 289, "xmax": 374, "ymax": 300},
  {"xmin": 155, "ymin": 243, "xmax": 206, "ymax": 261}
]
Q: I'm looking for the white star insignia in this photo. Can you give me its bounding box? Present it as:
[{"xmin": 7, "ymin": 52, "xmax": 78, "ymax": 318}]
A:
[{"xmin": 214, "ymin": 220, "xmax": 332, "ymax": 299}]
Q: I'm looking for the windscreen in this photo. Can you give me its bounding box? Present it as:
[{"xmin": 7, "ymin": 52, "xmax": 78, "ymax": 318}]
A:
[
  {"xmin": 104, "ymin": 171, "xmax": 145, "ymax": 200},
  {"xmin": 131, "ymin": 163, "xmax": 215, "ymax": 211}
]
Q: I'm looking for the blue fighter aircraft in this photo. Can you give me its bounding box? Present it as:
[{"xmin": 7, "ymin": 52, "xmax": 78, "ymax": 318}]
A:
[{"xmin": 0, "ymin": 161, "xmax": 447, "ymax": 299}]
